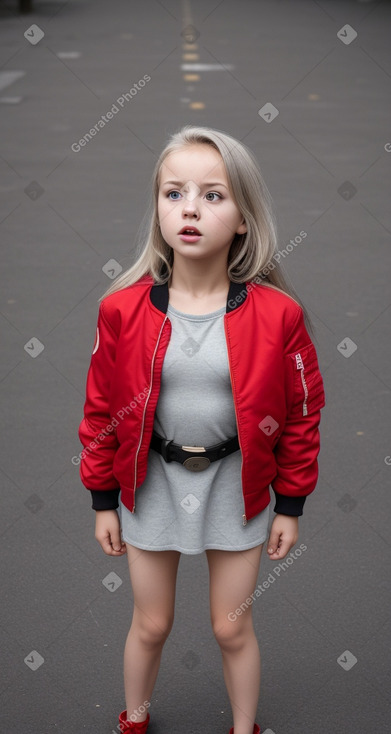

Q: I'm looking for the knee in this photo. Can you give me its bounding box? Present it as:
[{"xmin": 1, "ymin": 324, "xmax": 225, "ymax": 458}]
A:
[
  {"xmin": 135, "ymin": 613, "xmax": 174, "ymax": 648},
  {"xmin": 212, "ymin": 616, "xmax": 250, "ymax": 652}
]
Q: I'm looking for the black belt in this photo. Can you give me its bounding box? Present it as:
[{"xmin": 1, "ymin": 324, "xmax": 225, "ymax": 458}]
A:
[{"xmin": 150, "ymin": 429, "xmax": 240, "ymax": 471}]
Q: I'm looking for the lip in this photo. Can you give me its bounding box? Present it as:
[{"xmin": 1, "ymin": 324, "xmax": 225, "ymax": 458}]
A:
[
  {"xmin": 178, "ymin": 226, "xmax": 202, "ymax": 243},
  {"xmin": 178, "ymin": 233, "xmax": 202, "ymax": 243},
  {"xmin": 178, "ymin": 226, "xmax": 202, "ymax": 235}
]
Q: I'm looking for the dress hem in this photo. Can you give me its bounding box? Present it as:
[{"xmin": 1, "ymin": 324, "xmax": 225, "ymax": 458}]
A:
[{"xmin": 121, "ymin": 536, "xmax": 268, "ymax": 554}]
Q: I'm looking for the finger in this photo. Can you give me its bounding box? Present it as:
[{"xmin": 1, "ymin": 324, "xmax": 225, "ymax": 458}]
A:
[
  {"xmin": 110, "ymin": 529, "xmax": 124, "ymax": 553},
  {"xmin": 267, "ymin": 529, "xmax": 281, "ymax": 556},
  {"xmin": 105, "ymin": 539, "xmax": 126, "ymax": 556},
  {"xmin": 96, "ymin": 531, "xmax": 117, "ymax": 555},
  {"xmin": 109, "ymin": 520, "xmax": 127, "ymax": 553},
  {"xmin": 268, "ymin": 538, "xmax": 291, "ymax": 560},
  {"xmin": 95, "ymin": 529, "xmax": 124, "ymax": 556}
]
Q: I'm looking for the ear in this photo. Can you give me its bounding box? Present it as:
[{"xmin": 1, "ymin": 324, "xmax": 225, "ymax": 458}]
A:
[{"xmin": 236, "ymin": 219, "xmax": 247, "ymax": 235}]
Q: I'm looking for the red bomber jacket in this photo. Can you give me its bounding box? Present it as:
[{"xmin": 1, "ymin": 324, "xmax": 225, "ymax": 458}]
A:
[{"xmin": 77, "ymin": 275, "xmax": 326, "ymax": 524}]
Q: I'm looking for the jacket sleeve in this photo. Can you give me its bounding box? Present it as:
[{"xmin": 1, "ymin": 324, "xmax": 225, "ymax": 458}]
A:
[
  {"xmin": 271, "ymin": 306, "xmax": 326, "ymax": 516},
  {"xmin": 78, "ymin": 300, "xmax": 121, "ymax": 509}
]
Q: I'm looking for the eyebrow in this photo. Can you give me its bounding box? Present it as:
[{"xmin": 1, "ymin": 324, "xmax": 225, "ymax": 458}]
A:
[{"xmin": 161, "ymin": 180, "xmax": 228, "ymax": 189}]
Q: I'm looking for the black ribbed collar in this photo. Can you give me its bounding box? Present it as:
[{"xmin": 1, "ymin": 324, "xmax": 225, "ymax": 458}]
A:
[{"xmin": 150, "ymin": 279, "xmax": 248, "ymax": 314}]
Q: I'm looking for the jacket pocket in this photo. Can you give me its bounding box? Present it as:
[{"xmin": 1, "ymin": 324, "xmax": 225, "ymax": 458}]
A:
[{"xmin": 286, "ymin": 342, "xmax": 325, "ymax": 417}]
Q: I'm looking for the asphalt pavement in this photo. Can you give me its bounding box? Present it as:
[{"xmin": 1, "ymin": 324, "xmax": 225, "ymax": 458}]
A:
[{"xmin": 0, "ymin": 1, "xmax": 390, "ymax": 732}]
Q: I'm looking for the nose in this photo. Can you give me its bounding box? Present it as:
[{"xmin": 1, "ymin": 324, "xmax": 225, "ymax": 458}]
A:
[
  {"xmin": 182, "ymin": 198, "xmax": 200, "ymax": 221},
  {"xmin": 181, "ymin": 182, "xmax": 200, "ymax": 216}
]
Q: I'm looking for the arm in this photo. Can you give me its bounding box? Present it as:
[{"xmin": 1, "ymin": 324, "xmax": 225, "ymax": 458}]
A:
[
  {"xmin": 95, "ymin": 510, "xmax": 126, "ymax": 556},
  {"xmin": 267, "ymin": 306, "xmax": 326, "ymax": 559},
  {"xmin": 78, "ymin": 300, "xmax": 120, "ymax": 496},
  {"xmin": 78, "ymin": 301, "xmax": 126, "ymax": 554}
]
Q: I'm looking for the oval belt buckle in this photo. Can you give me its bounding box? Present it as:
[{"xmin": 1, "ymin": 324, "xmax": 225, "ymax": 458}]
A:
[{"xmin": 183, "ymin": 456, "xmax": 211, "ymax": 471}]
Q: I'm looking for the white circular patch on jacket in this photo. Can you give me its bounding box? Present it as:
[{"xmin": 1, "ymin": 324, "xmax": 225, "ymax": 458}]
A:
[{"xmin": 92, "ymin": 326, "xmax": 99, "ymax": 354}]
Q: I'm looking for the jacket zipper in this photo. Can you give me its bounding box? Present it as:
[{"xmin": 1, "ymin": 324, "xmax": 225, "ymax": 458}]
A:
[
  {"xmin": 295, "ymin": 353, "xmax": 308, "ymax": 416},
  {"xmin": 225, "ymin": 319, "xmax": 247, "ymax": 526},
  {"xmin": 131, "ymin": 315, "xmax": 169, "ymax": 512}
]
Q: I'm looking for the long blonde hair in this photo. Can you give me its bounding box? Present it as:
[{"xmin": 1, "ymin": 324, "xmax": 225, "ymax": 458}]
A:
[{"xmin": 100, "ymin": 125, "xmax": 313, "ymax": 334}]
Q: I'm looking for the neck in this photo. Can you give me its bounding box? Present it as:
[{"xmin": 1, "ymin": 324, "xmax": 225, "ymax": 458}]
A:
[{"xmin": 168, "ymin": 255, "xmax": 230, "ymax": 298}]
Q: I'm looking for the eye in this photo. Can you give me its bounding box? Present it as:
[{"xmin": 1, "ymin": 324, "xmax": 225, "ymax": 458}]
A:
[
  {"xmin": 166, "ymin": 190, "xmax": 222, "ymax": 201},
  {"xmin": 205, "ymin": 192, "xmax": 222, "ymax": 202}
]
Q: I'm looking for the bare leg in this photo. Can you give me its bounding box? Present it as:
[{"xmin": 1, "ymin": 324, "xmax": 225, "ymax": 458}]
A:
[
  {"xmin": 123, "ymin": 544, "xmax": 181, "ymax": 722},
  {"xmin": 206, "ymin": 544, "xmax": 264, "ymax": 734}
]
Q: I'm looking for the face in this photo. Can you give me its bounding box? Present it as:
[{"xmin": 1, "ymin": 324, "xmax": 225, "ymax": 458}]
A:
[{"xmin": 157, "ymin": 144, "xmax": 247, "ymax": 263}]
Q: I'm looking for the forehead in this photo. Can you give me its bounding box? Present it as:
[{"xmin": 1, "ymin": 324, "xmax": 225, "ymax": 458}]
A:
[{"xmin": 159, "ymin": 144, "xmax": 227, "ymax": 185}]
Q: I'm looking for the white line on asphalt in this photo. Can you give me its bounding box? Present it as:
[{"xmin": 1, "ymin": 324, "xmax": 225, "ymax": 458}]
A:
[
  {"xmin": 0, "ymin": 71, "xmax": 25, "ymax": 92},
  {"xmin": 57, "ymin": 52, "xmax": 81, "ymax": 59},
  {"xmin": 0, "ymin": 97, "xmax": 22, "ymax": 104},
  {"xmin": 181, "ymin": 63, "xmax": 234, "ymax": 71}
]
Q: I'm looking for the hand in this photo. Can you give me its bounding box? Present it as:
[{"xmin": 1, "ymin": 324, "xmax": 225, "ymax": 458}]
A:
[
  {"xmin": 95, "ymin": 510, "xmax": 127, "ymax": 556},
  {"xmin": 267, "ymin": 514, "xmax": 299, "ymax": 560}
]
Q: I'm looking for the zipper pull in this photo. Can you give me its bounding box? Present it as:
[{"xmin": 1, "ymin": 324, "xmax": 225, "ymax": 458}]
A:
[
  {"xmin": 295, "ymin": 353, "xmax": 304, "ymax": 370},
  {"xmin": 242, "ymin": 514, "xmax": 247, "ymax": 526}
]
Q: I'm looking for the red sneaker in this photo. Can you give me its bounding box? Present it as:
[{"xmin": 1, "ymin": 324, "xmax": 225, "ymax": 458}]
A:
[
  {"xmin": 228, "ymin": 725, "xmax": 260, "ymax": 734},
  {"xmin": 118, "ymin": 710, "xmax": 150, "ymax": 733}
]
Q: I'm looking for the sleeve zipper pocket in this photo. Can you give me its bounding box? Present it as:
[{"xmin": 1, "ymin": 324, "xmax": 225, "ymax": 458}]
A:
[{"xmin": 295, "ymin": 353, "xmax": 308, "ymax": 416}]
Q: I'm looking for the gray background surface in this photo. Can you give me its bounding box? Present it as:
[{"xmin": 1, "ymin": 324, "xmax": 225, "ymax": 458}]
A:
[{"xmin": 0, "ymin": 0, "xmax": 390, "ymax": 732}]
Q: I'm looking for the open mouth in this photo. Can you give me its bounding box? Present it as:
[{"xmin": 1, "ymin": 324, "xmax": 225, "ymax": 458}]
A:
[
  {"xmin": 178, "ymin": 227, "xmax": 202, "ymax": 240},
  {"xmin": 179, "ymin": 227, "xmax": 202, "ymax": 235}
]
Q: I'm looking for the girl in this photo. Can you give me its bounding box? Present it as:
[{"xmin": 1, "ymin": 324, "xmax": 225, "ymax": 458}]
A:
[{"xmin": 78, "ymin": 125, "xmax": 326, "ymax": 734}]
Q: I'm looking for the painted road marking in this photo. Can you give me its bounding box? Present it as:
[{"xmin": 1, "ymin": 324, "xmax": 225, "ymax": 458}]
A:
[
  {"xmin": 0, "ymin": 97, "xmax": 23, "ymax": 104},
  {"xmin": 0, "ymin": 71, "xmax": 25, "ymax": 92},
  {"xmin": 57, "ymin": 51, "xmax": 81, "ymax": 59},
  {"xmin": 181, "ymin": 63, "xmax": 234, "ymax": 71}
]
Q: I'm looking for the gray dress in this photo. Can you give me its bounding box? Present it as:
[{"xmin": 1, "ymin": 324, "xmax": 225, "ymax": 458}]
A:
[{"xmin": 119, "ymin": 302, "xmax": 270, "ymax": 554}]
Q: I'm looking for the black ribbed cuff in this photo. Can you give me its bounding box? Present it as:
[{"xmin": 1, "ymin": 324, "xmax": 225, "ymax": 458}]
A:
[
  {"xmin": 89, "ymin": 488, "xmax": 120, "ymax": 511},
  {"xmin": 273, "ymin": 491, "xmax": 306, "ymax": 516}
]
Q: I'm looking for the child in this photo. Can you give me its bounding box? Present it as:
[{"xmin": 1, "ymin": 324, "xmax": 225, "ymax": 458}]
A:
[{"xmin": 78, "ymin": 125, "xmax": 326, "ymax": 734}]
